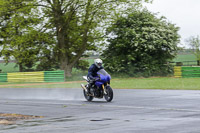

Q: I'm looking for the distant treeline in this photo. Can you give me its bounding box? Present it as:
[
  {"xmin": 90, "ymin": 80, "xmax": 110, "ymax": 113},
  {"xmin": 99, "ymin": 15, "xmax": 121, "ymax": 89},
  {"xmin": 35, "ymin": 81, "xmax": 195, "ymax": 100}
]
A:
[
  {"xmin": 0, "ymin": 60, "xmax": 16, "ymax": 63},
  {"xmin": 177, "ymin": 49, "xmax": 194, "ymax": 55}
]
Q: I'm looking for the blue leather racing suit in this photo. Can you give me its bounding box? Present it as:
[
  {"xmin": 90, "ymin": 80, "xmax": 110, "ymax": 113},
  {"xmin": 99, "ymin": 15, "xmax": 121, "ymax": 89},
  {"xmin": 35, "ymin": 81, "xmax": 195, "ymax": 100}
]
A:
[
  {"xmin": 87, "ymin": 64, "xmax": 103, "ymax": 81},
  {"xmin": 87, "ymin": 64, "xmax": 103, "ymax": 92}
]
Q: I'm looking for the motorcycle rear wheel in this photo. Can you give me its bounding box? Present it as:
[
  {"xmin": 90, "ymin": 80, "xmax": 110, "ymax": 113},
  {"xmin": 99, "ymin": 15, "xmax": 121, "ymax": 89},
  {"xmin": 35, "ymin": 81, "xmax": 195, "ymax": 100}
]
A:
[
  {"xmin": 83, "ymin": 90, "xmax": 94, "ymax": 101},
  {"xmin": 104, "ymin": 86, "xmax": 113, "ymax": 102}
]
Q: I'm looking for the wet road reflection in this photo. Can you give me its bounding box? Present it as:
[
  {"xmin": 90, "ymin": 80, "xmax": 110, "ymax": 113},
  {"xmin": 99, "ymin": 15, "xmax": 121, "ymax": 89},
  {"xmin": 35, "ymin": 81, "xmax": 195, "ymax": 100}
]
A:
[{"xmin": 1, "ymin": 88, "xmax": 200, "ymax": 133}]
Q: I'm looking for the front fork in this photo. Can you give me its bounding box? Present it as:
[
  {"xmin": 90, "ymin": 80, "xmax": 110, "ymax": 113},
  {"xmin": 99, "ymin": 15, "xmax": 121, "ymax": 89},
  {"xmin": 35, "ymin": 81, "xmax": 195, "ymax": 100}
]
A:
[{"xmin": 102, "ymin": 84, "xmax": 107, "ymax": 95}]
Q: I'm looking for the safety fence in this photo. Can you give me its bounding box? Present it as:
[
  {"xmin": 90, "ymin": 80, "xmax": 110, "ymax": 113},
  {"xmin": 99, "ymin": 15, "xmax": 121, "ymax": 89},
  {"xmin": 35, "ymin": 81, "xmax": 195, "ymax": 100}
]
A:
[
  {"xmin": 174, "ymin": 66, "xmax": 200, "ymax": 78},
  {"xmin": 0, "ymin": 71, "xmax": 65, "ymax": 82}
]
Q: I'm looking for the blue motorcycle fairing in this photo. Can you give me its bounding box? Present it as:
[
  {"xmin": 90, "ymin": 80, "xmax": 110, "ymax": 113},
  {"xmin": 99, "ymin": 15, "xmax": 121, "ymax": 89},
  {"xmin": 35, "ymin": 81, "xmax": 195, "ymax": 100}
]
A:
[{"xmin": 95, "ymin": 69, "xmax": 111, "ymax": 87}]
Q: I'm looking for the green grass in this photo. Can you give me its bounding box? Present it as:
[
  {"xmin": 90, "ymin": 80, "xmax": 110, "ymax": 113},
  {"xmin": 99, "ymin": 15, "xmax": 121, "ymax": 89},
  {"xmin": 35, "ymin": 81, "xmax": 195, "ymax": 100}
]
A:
[
  {"xmin": 84, "ymin": 58, "xmax": 94, "ymax": 66},
  {"xmin": 0, "ymin": 63, "xmax": 19, "ymax": 73},
  {"xmin": 111, "ymin": 77, "xmax": 200, "ymax": 90},
  {"xmin": 0, "ymin": 53, "xmax": 196, "ymax": 73},
  {"xmin": 173, "ymin": 54, "xmax": 197, "ymax": 62},
  {"xmin": 1, "ymin": 77, "xmax": 200, "ymax": 90},
  {"xmin": 1, "ymin": 54, "xmax": 200, "ymax": 90},
  {"xmin": 0, "ymin": 53, "xmax": 197, "ymax": 72},
  {"xmin": 172, "ymin": 53, "xmax": 197, "ymax": 66}
]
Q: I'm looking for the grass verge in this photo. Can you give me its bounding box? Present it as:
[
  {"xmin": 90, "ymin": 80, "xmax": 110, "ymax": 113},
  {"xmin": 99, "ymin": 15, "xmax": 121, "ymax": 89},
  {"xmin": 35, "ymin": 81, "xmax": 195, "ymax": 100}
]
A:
[{"xmin": 0, "ymin": 77, "xmax": 200, "ymax": 90}]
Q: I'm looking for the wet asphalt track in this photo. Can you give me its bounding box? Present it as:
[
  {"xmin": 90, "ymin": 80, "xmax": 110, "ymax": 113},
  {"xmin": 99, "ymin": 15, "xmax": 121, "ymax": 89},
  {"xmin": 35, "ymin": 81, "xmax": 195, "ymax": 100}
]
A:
[{"xmin": 1, "ymin": 88, "xmax": 200, "ymax": 133}]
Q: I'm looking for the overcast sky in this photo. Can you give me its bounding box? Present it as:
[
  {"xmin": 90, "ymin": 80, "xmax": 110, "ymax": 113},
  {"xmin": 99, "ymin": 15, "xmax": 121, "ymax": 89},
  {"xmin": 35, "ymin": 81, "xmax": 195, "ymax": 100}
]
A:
[{"xmin": 144, "ymin": 0, "xmax": 200, "ymax": 48}]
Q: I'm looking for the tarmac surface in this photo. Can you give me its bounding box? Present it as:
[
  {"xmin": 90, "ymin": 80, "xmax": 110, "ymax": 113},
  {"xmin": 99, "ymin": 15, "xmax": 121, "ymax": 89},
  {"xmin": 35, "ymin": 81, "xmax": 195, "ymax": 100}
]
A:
[{"xmin": 1, "ymin": 88, "xmax": 200, "ymax": 133}]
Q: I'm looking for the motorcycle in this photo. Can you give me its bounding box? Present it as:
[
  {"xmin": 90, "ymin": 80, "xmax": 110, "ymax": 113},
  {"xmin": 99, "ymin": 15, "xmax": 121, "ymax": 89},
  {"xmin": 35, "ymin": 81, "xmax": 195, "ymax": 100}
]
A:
[{"xmin": 81, "ymin": 69, "xmax": 113, "ymax": 102}]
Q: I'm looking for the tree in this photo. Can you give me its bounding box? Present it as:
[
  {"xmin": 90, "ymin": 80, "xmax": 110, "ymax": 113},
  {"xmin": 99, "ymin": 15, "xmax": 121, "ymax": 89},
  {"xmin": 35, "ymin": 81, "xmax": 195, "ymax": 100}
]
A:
[
  {"xmin": 0, "ymin": 0, "xmax": 152, "ymax": 76},
  {"xmin": 186, "ymin": 35, "xmax": 200, "ymax": 65},
  {"xmin": 0, "ymin": 0, "xmax": 55, "ymax": 71},
  {"xmin": 102, "ymin": 10, "xmax": 180, "ymax": 76},
  {"xmin": 32, "ymin": 0, "xmax": 152, "ymax": 77}
]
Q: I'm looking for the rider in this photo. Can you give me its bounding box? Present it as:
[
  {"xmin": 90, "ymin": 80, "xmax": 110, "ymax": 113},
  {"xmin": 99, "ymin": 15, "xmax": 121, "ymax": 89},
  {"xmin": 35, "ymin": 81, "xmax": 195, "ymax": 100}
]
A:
[{"xmin": 87, "ymin": 58, "xmax": 103, "ymax": 93}]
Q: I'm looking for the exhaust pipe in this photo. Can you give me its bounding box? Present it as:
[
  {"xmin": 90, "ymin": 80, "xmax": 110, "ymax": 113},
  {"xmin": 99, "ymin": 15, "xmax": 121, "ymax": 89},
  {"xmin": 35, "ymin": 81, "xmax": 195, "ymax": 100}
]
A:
[{"xmin": 81, "ymin": 84, "xmax": 88, "ymax": 93}]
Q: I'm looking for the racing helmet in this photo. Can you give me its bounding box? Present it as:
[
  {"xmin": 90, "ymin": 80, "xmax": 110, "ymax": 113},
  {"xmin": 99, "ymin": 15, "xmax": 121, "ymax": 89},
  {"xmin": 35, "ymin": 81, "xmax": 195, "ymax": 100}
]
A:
[{"xmin": 94, "ymin": 58, "xmax": 103, "ymax": 68}]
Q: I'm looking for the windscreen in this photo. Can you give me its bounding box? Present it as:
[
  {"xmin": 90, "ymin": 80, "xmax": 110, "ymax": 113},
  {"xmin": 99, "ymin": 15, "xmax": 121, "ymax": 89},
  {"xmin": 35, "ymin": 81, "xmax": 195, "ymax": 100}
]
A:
[{"xmin": 97, "ymin": 69, "xmax": 111, "ymax": 77}]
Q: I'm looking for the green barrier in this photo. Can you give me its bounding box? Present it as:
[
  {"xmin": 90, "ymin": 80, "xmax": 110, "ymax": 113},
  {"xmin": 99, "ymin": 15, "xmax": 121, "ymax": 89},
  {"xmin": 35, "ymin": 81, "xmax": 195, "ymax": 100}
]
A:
[
  {"xmin": 174, "ymin": 66, "xmax": 182, "ymax": 78},
  {"xmin": 182, "ymin": 67, "xmax": 200, "ymax": 78},
  {"xmin": 0, "ymin": 71, "xmax": 65, "ymax": 82},
  {"xmin": 7, "ymin": 72, "xmax": 44, "ymax": 82},
  {"xmin": 182, "ymin": 67, "xmax": 200, "ymax": 70},
  {"xmin": 0, "ymin": 73, "xmax": 7, "ymax": 82},
  {"xmin": 44, "ymin": 71, "xmax": 65, "ymax": 82},
  {"xmin": 175, "ymin": 66, "xmax": 200, "ymax": 78}
]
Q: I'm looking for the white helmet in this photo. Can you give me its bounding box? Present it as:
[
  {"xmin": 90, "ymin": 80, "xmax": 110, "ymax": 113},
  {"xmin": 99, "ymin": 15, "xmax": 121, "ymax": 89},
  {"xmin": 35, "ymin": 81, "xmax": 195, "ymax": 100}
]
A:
[{"xmin": 94, "ymin": 58, "xmax": 103, "ymax": 68}]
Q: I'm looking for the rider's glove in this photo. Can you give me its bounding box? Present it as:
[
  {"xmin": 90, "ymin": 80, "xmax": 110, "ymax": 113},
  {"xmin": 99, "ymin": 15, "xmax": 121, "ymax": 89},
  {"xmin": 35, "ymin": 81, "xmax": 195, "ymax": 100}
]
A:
[
  {"xmin": 94, "ymin": 77, "xmax": 100, "ymax": 81},
  {"xmin": 98, "ymin": 74, "xmax": 101, "ymax": 81}
]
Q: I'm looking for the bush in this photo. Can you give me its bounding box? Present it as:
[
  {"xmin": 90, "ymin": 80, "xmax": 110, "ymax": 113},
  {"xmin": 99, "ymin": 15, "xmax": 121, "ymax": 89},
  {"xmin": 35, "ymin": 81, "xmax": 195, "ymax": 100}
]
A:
[
  {"xmin": 102, "ymin": 9, "xmax": 180, "ymax": 77},
  {"xmin": 74, "ymin": 60, "xmax": 89, "ymax": 71}
]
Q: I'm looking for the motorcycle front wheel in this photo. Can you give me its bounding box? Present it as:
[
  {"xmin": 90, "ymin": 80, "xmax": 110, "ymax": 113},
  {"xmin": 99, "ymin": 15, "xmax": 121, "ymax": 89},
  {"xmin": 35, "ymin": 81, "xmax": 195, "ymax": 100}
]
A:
[
  {"xmin": 104, "ymin": 86, "xmax": 113, "ymax": 102},
  {"xmin": 83, "ymin": 90, "xmax": 94, "ymax": 102}
]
